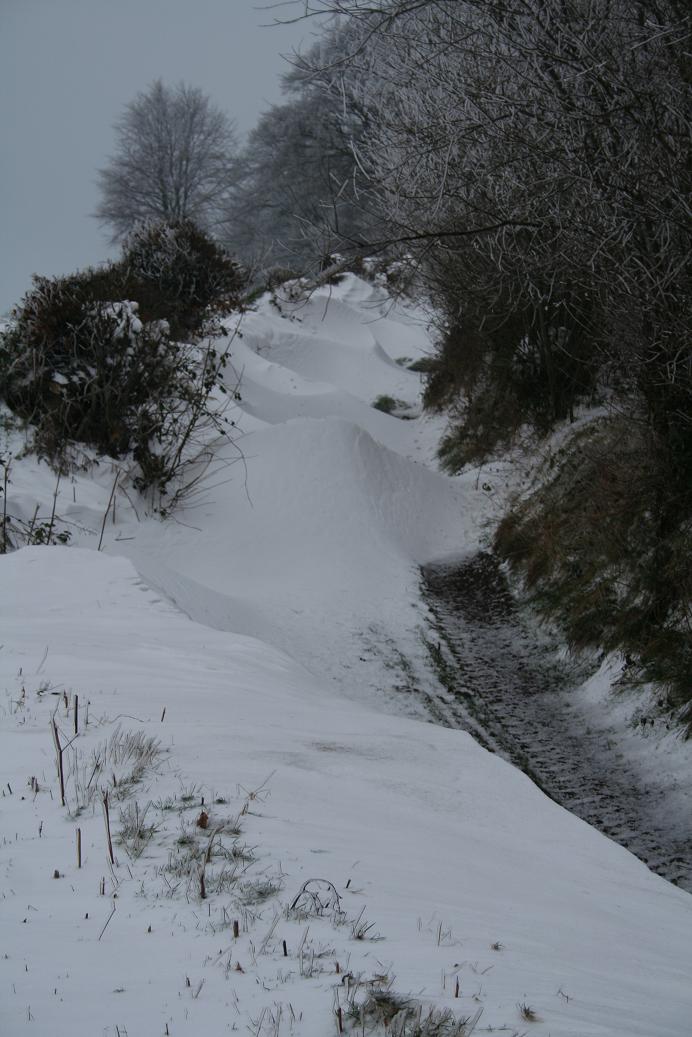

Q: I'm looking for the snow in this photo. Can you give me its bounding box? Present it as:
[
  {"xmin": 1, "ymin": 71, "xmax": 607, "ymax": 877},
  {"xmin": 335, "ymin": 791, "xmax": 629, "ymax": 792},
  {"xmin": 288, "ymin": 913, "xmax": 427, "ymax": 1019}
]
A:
[
  {"xmin": 1, "ymin": 275, "xmax": 691, "ymax": 1035},
  {"xmin": 89, "ymin": 277, "xmax": 476, "ymax": 711}
]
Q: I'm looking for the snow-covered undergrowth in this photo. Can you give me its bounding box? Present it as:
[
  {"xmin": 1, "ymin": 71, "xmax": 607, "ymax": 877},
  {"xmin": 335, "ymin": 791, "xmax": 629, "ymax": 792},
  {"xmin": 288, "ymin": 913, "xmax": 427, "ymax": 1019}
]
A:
[{"xmin": 2, "ymin": 276, "xmax": 692, "ymax": 1034}]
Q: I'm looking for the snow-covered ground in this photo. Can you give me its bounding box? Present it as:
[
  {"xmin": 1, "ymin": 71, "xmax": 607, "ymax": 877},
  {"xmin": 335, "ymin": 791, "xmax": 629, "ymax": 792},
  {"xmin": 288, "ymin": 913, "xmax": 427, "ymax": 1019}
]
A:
[{"xmin": 2, "ymin": 275, "xmax": 691, "ymax": 1035}]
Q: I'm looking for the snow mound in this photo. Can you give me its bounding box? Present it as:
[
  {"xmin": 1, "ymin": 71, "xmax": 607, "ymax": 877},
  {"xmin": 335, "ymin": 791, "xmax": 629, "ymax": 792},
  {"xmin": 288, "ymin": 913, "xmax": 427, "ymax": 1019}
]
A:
[
  {"xmin": 236, "ymin": 275, "xmax": 431, "ymax": 412},
  {"xmin": 227, "ymin": 335, "xmax": 420, "ymax": 453},
  {"xmin": 111, "ymin": 415, "xmax": 470, "ymax": 695},
  {"xmin": 1, "ymin": 548, "xmax": 691, "ymax": 1036}
]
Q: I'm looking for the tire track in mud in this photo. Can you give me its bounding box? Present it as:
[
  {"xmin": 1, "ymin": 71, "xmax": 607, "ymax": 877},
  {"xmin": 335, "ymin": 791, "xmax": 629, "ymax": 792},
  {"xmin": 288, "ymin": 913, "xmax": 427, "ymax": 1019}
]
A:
[{"xmin": 421, "ymin": 552, "xmax": 692, "ymax": 891}]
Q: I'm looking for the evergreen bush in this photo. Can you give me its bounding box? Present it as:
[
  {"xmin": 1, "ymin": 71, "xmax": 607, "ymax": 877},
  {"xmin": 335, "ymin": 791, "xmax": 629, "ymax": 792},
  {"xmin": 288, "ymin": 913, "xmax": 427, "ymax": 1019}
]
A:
[
  {"xmin": 120, "ymin": 220, "xmax": 244, "ymax": 336},
  {"xmin": 0, "ymin": 221, "xmax": 241, "ymax": 494}
]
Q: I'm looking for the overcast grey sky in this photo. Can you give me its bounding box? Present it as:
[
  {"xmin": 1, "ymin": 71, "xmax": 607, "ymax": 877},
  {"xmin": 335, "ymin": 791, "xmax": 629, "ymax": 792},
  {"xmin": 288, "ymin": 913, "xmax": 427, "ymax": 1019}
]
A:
[{"xmin": 0, "ymin": 0, "xmax": 311, "ymax": 314}]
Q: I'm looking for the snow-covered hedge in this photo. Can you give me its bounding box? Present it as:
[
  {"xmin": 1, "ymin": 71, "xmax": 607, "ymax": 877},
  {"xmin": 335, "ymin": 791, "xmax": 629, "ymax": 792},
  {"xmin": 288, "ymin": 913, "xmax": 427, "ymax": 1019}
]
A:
[
  {"xmin": 120, "ymin": 220, "xmax": 244, "ymax": 336},
  {"xmin": 0, "ymin": 226, "xmax": 239, "ymax": 494}
]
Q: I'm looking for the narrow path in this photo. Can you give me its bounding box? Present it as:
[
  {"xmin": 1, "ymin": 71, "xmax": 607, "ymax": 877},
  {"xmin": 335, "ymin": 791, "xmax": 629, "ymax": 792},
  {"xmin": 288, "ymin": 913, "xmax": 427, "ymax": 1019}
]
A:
[{"xmin": 422, "ymin": 552, "xmax": 692, "ymax": 891}]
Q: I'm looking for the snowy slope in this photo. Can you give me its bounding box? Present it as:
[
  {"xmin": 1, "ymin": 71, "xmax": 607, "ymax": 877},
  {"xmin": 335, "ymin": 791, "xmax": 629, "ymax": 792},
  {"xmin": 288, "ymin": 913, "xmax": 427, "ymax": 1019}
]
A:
[
  {"xmin": 89, "ymin": 276, "xmax": 479, "ymax": 713},
  {"xmin": 2, "ymin": 275, "xmax": 692, "ymax": 1035},
  {"xmin": 2, "ymin": 548, "xmax": 692, "ymax": 1037}
]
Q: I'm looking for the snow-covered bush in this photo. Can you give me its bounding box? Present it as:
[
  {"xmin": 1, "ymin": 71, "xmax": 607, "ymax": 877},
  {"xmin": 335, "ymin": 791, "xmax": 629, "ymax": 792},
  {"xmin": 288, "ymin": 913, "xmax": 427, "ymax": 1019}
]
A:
[
  {"xmin": 120, "ymin": 219, "xmax": 244, "ymax": 336},
  {"xmin": 0, "ymin": 269, "xmax": 231, "ymax": 495},
  {"xmin": 262, "ymin": 266, "xmax": 302, "ymax": 291}
]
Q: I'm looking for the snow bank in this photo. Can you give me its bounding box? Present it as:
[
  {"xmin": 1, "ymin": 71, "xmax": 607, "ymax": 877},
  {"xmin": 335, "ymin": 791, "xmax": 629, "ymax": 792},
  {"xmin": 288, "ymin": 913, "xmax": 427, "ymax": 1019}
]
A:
[
  {"xmin": 86, "ymin": 278, "xmax": 474, "ymax": 704},
  {"xmin": 3, "ymin": 274, "xmax": 691, "ymax": 1036},
  {"xmin": 109, "ymin": 413, "xmax": 470, "ymax": 707},
  {"xmin": 1, "ymin": 547, "xmax": 691, "ymax": 1036}
]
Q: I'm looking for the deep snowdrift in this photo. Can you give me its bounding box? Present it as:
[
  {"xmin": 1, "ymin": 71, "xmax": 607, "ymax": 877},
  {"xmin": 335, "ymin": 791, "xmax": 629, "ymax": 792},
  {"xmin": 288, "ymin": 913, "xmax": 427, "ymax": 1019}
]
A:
[
  {"xmin": 95, "ymin": 276, "xmax": 478, "ymax": 709},
  {"xmin": 2, "ymin": 275, "xmax": 691, "ymax": 1035},
  {"xmin": 2, "ymin": 548, "xmax": 691, "ymax": 1036}
]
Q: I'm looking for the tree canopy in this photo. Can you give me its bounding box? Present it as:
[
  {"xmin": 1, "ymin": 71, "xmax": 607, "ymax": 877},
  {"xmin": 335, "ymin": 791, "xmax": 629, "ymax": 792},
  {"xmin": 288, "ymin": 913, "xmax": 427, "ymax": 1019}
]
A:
[{"xmin": 95, "ymin": 80, "xmax": 237, "ymax": 241}]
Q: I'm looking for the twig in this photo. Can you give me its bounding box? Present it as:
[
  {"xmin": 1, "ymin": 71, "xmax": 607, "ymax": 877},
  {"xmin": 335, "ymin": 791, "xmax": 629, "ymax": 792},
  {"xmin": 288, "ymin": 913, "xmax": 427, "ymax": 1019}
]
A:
[
  {"xmin": 98, "ymin": 472, "xmax": 119, "ymax": 551},
  {"xmin": 0, "ymin": 456, "xmax": 9, "ymax": 554},
  {"xmin": 46, "ymin": 468, "xmax": 61, "ymax": 544},
  {"xmin": 51, "ymin": 719, "xmax": 66, "ymax": 806},
  {"xmin": 98, "ymin": 901, "xmax": 116, "ymax": 941},
  {"xmin": 26, "ymin": 503, "xmax": 40, "ymax": 542},
  {"xmin": 102, "ymin": 790, "xmax": 115, "ymax": 865},
  {"xmin": 259, "ymin": 914, "xmax": 280, "ymax": 955}
]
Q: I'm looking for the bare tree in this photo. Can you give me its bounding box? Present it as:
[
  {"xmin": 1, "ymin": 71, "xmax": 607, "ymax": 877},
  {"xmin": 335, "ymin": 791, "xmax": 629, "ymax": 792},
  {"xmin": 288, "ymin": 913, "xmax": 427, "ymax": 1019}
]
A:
[
  {"xmin": 293, "ymin": 0, "xmax": 691, "ymax": 452},
  {"xmin": 95, "ymin": 80, "xmax": 237, "ymax": 241},
  {"xmin": 220, "ymin": 23, "xmax": 376, "ymax": 275}
]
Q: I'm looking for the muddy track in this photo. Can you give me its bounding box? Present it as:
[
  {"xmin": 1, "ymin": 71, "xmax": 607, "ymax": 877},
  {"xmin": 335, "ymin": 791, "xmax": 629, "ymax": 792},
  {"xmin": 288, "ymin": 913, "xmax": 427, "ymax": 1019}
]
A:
[{"xmin": 421, "ymin": 552, "xmax": 692, "ymax": 891}]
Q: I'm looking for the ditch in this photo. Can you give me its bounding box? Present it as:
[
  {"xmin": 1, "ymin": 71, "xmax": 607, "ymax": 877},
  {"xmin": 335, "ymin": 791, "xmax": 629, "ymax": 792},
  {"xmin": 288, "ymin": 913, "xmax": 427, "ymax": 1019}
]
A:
[{"xmin": 421, "ymin": 552, "xmax": 692, "ymax": 892}]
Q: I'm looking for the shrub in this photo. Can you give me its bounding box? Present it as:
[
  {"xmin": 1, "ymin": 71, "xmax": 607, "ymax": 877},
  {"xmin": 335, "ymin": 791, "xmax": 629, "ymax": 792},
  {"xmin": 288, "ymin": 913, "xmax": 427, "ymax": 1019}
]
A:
[
  {"xmin": 407, "ymin": 357, "xmax": 437, "ymax": 374},
  {"xmin": 262, "ymin": 266, "xmax": 302, "ymax": 291},
  {"xmin": 0, "ymin": 221, "xmax": 244, "ymax": 495},
  {"xmin": 2, "ymin": 277, "xmax": 160, "ymax": 454},
  {"xmin": 0, "ymin": 266, "xmax": 232, "ymax": 495},
  {"xmin": 372, "ymin": 394, "xmax": 398, "ymax": 414},
  {"xmin": 425, "ymin": 279, "xmax": 603, "ymax": 471},
  {"xmin": 120, "ymin": 220, "xmax": 244, "ymax": 336}
]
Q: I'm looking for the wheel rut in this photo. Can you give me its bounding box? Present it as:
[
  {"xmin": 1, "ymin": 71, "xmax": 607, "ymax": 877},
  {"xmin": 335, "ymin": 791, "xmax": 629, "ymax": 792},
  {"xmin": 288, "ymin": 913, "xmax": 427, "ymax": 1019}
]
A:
[{"xmin": 421, "ymin": 552, "xmax": 692, "ymax": 891}]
